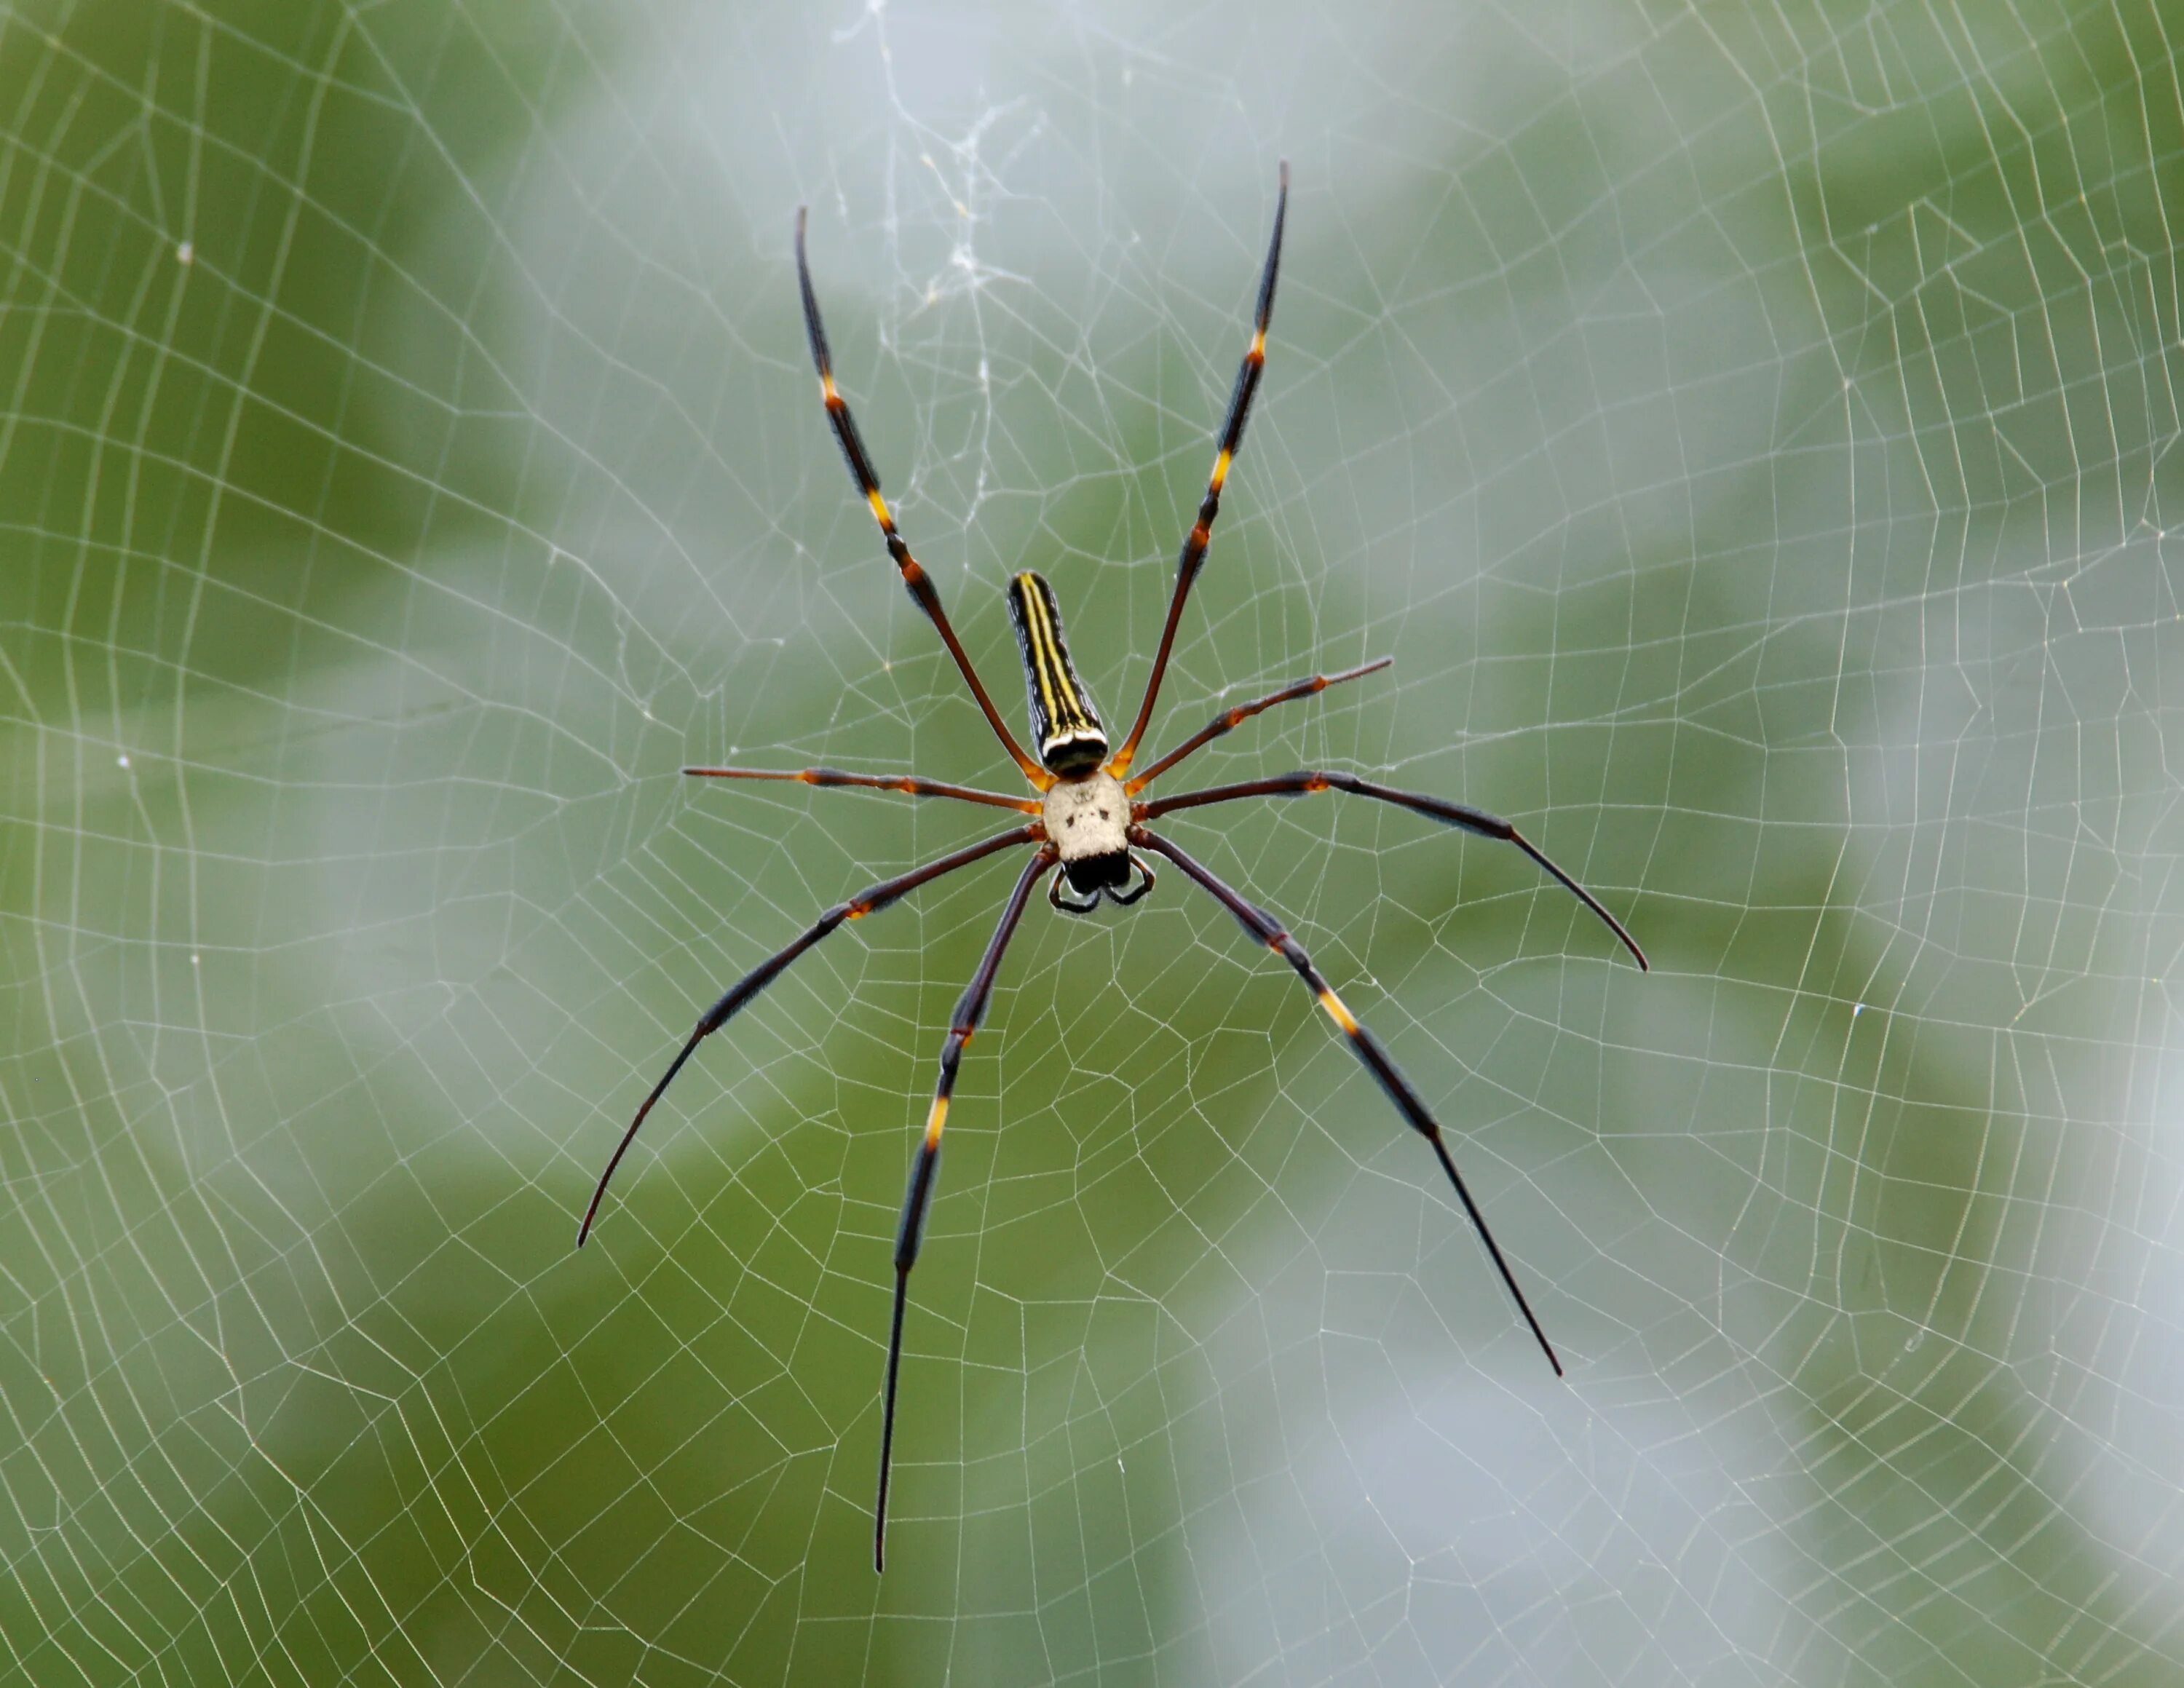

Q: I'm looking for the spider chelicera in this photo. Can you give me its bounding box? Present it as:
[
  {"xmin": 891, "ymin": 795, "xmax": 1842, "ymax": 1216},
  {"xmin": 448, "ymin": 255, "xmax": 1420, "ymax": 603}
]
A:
[{"xmin": 578, "ymin": 164, "xmax": 1647, "ymax": 1572}]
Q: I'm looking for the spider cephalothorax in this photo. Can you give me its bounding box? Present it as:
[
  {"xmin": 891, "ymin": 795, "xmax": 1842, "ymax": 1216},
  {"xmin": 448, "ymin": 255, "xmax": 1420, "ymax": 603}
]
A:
[
  {"xmin": 579, "ymin": 165, "xmax": 1649, "ymax": 1574},
  {"xmin": 1039, "ymin": 766, "xmax": 1146, "ymax": 911}
]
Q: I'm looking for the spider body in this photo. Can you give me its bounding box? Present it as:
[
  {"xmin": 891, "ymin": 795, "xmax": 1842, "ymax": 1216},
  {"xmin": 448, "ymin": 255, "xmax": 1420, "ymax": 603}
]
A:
[
  {"xmin": 580, "ymin": 165, "xmax": 1649, "ymax": 1574},
  {"xmin": 1008, "ymin": 569, "xmax": 1149, "ymax": 908}
]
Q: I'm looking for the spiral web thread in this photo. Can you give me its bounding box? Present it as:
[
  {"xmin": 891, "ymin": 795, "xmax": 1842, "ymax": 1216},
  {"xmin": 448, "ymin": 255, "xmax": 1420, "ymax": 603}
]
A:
[{"xmin": 1, "ymin": 3, "xmax": 2179, "ymax": 1683}]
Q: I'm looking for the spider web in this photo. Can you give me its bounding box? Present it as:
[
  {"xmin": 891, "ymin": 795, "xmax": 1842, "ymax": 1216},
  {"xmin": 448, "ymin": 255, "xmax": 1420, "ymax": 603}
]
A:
[{"xmin": 3, "ymin": 0, "xmax": 2180, "ymax": 1682}]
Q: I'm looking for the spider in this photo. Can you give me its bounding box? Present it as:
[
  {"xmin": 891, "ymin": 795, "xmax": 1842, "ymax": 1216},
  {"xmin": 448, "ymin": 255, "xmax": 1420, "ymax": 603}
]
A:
[{"xmin": 577, "ymin": 164, "xmax": 1647, "ymax": 1572}]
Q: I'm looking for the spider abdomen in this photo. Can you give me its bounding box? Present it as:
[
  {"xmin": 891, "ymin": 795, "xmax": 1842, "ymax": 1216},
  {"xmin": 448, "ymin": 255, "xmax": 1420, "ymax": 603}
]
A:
[{"xmin": 1006, "ymin": 571, "xmax": 1109, "ymax": 777}]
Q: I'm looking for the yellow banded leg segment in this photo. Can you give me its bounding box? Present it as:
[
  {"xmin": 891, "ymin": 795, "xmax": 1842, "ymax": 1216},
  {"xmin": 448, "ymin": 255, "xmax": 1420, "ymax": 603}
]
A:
[
  {"xmin": 1314, "ymin": 986, "xmax": 1361, "ymax": 1037},
  {"xmin": 1140, "ymin": 828, "xmax": 1565, "ymax": 1379},
  {"xmin": 796, "ymin": 205, "xmax": 1048, "ymax": 785},
  {"xmin": 1110, "ymin": 163, "xmax": 1289, "ymax": 774},
  {"xmin": 1136, "ymin": 769, "xmax": 1647, "ymax": 970},
  {"xmin": 874, "ymin": 849, "xmax": 1053, "ymax": 1572},
  {"xmin": 578, "ymin": 823, "xmax": 1037, "ymax": 1248}
]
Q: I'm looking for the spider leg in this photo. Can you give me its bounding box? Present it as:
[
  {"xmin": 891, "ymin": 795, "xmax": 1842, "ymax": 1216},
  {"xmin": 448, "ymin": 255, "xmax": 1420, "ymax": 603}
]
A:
[
  {"xmin": 684, "ymin": 765, "xmax": 1040, "ymax": 815},
  {"xmin": 876, "ymin": 845, "xmax": 1056, "ymax": 1573},
  {"xmin": 577, "ymin": 823, "xmax": 1040, "ymax": 1246},
  {"xmin": 1141, "ymin": 772, "xmax": 1646, "ymax": 970},
  {"xmin": 1105, "ymin": 852, "xmax": 1157, "ymax": 906},
  {"xmin": 1136, "ymin": 830, "xmax": 1564, "ymax": 1378},
  {"xmin": 1048, "ymin": 873, "xmax": 1101, "ymax": 915},
  {"xmin": 1124, "ymin": 656, "xmax": 1391, "ymax": 793},
  {"xmin": 795, "ymin": 208, "xmax": 1048, "ymax": 788},
  {"xmin": 1108, "ymin": 163, "xmax": 1290, "ymax": 777}
]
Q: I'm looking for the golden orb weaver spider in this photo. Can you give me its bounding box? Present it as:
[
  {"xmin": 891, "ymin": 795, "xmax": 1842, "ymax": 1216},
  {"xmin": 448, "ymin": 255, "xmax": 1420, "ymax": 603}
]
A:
[{"xmin": 578, "ymin": 164, "xmax": 1648, "ymax": 1572}]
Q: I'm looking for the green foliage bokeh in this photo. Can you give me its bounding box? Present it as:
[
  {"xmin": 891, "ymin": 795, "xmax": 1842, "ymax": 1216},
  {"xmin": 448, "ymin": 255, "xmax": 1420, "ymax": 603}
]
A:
[{"xmin": 1, "ymin": 1, "xmax": 2179, "ymax": 1683}]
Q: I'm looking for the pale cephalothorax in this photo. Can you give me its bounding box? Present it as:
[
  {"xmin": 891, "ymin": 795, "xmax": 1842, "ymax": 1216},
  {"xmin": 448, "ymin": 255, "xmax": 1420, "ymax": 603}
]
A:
[{"xmin": 1039, "ymin": 769, "xmax": 1144, "ymax": 910}]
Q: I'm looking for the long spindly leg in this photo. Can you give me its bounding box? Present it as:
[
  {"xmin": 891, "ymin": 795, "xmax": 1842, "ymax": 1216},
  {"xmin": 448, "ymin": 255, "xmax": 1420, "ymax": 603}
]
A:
[
  {"xmin": 684, "ymin": 765, "xmax": 1040, "ymax": 815},
  {"xmin": 1136, "ymin": 830, "xmax": 1564, "ymax": 1378},
  {"xmin": 1141, "ymin": 772, "xmax": 1647, "ymax": 970},
  {"xmin": 1107, "ymin": 163, "xmax": 1291, "ymax": 777},
  {"xmin": 1123, "ymin": 655, "xmax": 1391, "ymax": 794},
  {"xmin": 795, "ymin": 209, "xmax": 1048, "ymax": 788},
  {"xmin": 875, "ymin": 845, "xmax": 1055, "ymax": 1573},
  {"xmin": 578, "ymin": 824, "xmax": 1040, "ymax": 1246}
]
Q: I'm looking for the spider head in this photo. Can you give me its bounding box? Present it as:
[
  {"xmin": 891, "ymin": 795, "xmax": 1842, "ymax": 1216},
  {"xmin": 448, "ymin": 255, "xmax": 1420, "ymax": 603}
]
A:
[{"xmin": 1005, "ymin": 571, "xmax": 1109, "ymax": 777}]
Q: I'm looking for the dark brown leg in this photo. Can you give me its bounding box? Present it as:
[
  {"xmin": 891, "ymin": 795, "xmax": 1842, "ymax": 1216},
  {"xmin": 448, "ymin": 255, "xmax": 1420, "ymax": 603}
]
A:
[
  {"xmin": 1141, "ymin": 772, "xmax": 1645, "ymax": 969},
  {"xmin": 796, "ymin": 209, "xmax": 1048, "ymax": 787},
  {"xmin": 1123, "ymin": 655, "xmax": 1390, "ymax": 792},
  {"xmin": 1137, "ymin": 829, "xmax": 1564, "ymax": 1377},
  {"xmin": 577, "ymin": 825, "xmax": 1040, "ymax": 1245},
  {"xmin": 1107, "ymin": 164, "xmax": 1290, "ymax": 777},
  {"xmin": 874, "ymin": 847, "xmax": 1056, "ymax": 1572},
  {"xmin": 683, "ymin": 764, "xmax": 1038, "ymax": 814}
]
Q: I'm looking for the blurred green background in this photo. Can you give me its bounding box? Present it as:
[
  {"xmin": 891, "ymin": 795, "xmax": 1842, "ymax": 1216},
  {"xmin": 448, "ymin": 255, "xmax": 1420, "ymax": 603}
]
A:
[{"xmin": 2, "ymin": 0, "xmax": 2180, "ymax": 1682}]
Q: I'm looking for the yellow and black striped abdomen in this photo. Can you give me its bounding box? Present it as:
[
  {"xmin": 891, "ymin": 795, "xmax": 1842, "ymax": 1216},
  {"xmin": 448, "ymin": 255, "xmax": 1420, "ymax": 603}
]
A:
[{"xmin": 1005, "ymin": 572, "xmax": 1109, "ymax": 777}]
